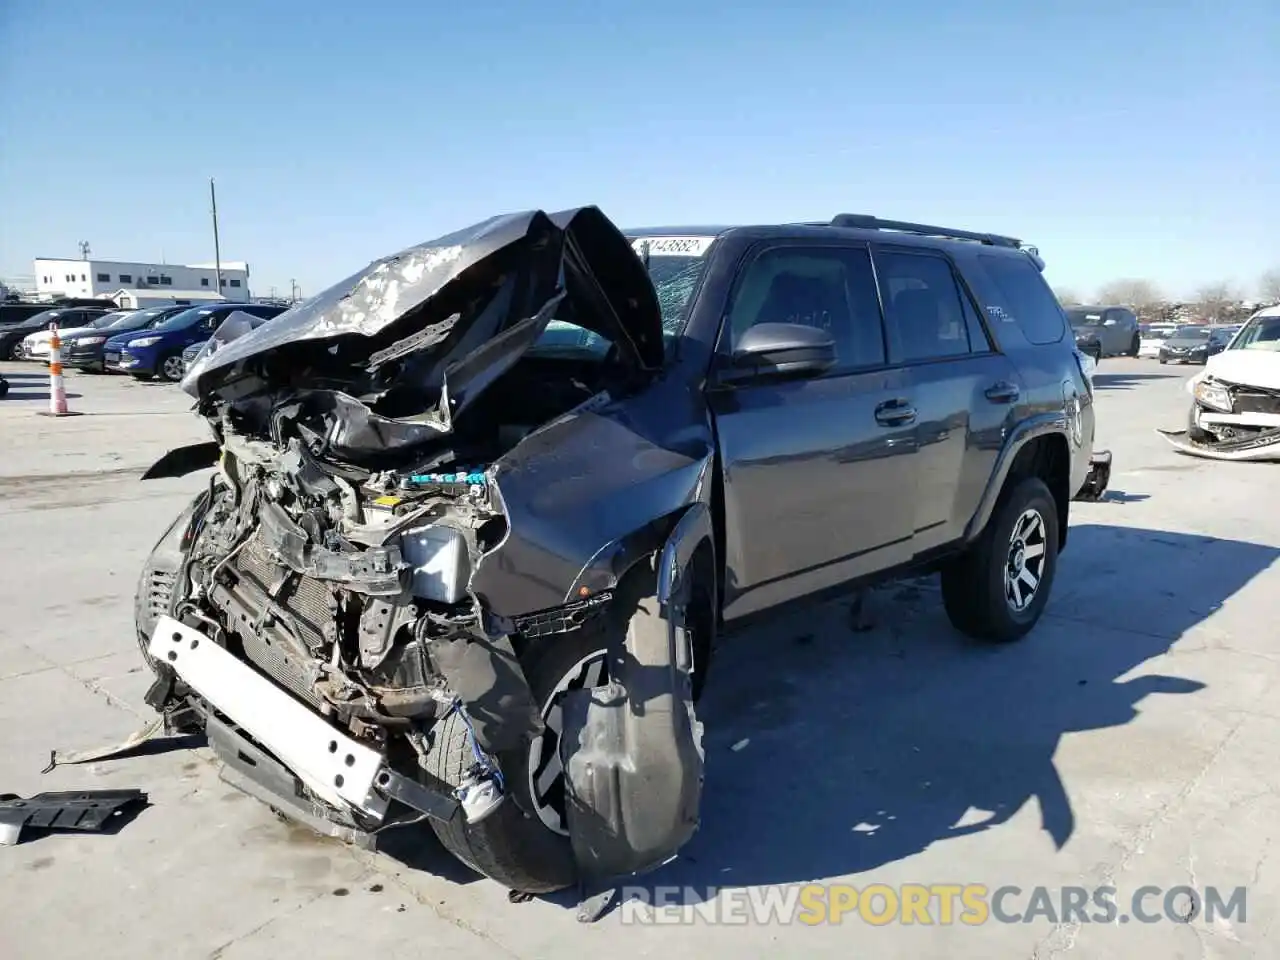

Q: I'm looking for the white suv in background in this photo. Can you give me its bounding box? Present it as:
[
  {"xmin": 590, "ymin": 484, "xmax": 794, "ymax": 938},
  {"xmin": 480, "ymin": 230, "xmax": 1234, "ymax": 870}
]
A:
[{"xmin": 1138, "ymin": 322, "xmax": 1178, "ymax": 359}]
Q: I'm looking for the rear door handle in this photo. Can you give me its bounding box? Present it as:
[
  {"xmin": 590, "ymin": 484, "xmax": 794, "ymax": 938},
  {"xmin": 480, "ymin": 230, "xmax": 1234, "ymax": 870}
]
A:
[
  {"xmin": 984, "ymin": 381, "xmax": 1021, "ymax": 404},
  {"xmin": 875, "ymin": 398, "xmax": 917, "ymax": 427}
]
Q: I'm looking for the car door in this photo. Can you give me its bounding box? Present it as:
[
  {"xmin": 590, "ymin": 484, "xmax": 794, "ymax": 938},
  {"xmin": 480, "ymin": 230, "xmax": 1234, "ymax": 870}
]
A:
[
  {"xmin": 707, "ymin": 241, "xmax": 918, "ymax": 620},
  {"xmin": 873, "ymin": 246, "xmax": 1024, "ymax": 553},
  {"xmin": 1102, "ymin": 309, "xmax": 1125, "ymax": 355}
]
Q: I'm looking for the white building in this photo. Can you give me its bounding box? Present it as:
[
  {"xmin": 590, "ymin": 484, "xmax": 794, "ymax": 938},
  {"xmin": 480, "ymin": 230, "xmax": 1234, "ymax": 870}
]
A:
[{"xmin": 33, "ymin": 257, "xmax": 251, "ymax": 301}]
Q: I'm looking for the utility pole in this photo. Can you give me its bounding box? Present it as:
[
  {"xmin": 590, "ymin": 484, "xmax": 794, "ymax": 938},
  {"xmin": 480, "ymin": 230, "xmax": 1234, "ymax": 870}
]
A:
[
  {"xmin": 210, "ymin": 178, "xmax": 223, "ymax": 296},
  {"xmin": 78, "ymin": 241, "xmax": 90, "ymax": 260},
  {"xmin": 290, "ymin": 278, "xmax": 299, "ymax": 303}
]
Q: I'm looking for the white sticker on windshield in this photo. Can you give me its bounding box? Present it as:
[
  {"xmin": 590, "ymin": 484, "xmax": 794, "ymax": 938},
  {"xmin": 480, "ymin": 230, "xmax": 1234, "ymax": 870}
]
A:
[{"xmin": 631, "ymin": 236, "xmax": 716, "ymax": 258}]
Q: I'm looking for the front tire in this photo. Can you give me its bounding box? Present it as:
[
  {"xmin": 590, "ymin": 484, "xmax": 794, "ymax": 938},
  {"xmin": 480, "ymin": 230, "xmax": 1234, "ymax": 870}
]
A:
[
  {"xmin": 1127, "ymin": 333, "xmax": 1140, "ymax": 356},
  {"xmin": 941, "ymin": 477, "xmax": 1060, "ymax": 643},
  {"xmin": 422, "ymin": 619, "xmax": 607, "ymax": 893},
  {"xmin": 422, "ymin": 563, "xmax": 713, "ymax": 892},
  {"xmin": 1187, "ymin": 404, "xmax": 1214, "ymax": 444},
  {"xmin": 158, "ymin": 352, "xmax": 186, "ymax": 382}
]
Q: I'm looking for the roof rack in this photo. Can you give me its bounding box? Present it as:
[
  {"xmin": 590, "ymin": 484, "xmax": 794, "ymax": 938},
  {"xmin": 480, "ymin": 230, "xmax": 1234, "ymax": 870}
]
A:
[{"xmin": 828, "ymin": 213, "xmax": 1023, "ymax": 249}]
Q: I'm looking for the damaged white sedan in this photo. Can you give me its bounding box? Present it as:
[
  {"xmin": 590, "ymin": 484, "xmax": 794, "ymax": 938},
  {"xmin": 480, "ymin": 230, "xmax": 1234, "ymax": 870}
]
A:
[{"xmin": 1159, "ymin": 306, "xmax": 1280, "ymax": 461}]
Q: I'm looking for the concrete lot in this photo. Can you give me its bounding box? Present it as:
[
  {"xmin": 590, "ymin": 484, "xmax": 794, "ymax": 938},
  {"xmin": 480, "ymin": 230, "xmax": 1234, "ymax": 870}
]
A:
[{"xmin": 1, "ymin": 357, "xmax": 1276, "ymax": 959}]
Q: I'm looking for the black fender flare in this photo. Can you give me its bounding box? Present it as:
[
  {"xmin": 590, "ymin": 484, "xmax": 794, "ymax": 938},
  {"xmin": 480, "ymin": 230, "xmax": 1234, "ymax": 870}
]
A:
[{"xmin": 963, "ymin": 412, "xmax": 1069, "ymax": 544}]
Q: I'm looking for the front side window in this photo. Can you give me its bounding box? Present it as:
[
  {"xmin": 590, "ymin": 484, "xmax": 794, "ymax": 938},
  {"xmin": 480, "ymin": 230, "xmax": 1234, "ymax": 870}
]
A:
[
  {"xmin": 875, "ymin": 249, "xmax": 975, "ymax": 362},
  {"xmin": 725, "ymin": 244, "xmax": 886, "ymax": 372}
]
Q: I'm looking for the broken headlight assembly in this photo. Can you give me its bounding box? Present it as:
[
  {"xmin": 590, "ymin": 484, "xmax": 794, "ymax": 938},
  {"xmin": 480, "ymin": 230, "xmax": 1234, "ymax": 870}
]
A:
[{"xmin": 1193, "ymin": 378, "xmax": 1232, "ymax": 413}]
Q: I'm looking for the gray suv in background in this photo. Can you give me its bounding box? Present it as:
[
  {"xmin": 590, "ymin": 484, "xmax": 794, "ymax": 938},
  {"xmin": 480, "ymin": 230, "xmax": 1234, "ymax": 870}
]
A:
[{"xmin": 1066, "ymin": 304, "xmax": 1141, "ymax": 357}]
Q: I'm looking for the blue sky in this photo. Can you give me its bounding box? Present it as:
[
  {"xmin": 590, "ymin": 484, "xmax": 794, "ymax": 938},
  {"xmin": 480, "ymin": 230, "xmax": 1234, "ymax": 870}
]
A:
[{"xmin": 1, "ymin": 0, "xmax": 1276, "ymax": 301}]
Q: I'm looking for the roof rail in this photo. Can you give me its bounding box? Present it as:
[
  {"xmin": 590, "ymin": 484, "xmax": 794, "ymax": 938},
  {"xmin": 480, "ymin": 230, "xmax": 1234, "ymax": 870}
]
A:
[{"xmin": 829, "ymin": 213, "xmax": 1023, "ymax": 249}]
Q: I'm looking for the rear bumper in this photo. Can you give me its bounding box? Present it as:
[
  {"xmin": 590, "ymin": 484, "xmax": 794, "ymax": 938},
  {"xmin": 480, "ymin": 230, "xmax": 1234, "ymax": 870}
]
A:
[{"xmin": 1073, "ymin": 449, "xmax": 1113, "ymax": 501}]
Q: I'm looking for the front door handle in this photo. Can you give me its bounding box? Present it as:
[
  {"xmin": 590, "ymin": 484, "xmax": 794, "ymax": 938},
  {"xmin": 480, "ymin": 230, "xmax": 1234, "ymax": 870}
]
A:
[
  {"xmin": 984, "ymin": 381, "xmax": 1021, "ymax": 404},
  {"xmin": 875, "ymin": 398, "xmax": 917, "ymax": 427}
]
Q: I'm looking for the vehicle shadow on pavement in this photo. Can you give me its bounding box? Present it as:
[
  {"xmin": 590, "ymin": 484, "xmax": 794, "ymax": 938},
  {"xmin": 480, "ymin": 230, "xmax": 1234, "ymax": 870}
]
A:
[
  {"xmin": 2, "ymin": 386, "xmax": 84, "ymax": 401},
  {"xmin": 1092, "ymin": 373, "xmax": 1178, "ymax": 391},
  {"xmin": 618, "ymin": 523, "xmax": 1276, "ymax": 908}
]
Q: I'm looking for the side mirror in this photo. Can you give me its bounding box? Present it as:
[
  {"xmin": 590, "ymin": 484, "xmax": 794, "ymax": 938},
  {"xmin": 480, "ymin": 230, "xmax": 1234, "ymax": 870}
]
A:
[{"xmin": 723, "ymin": 322, "xmax": 837, "ymax": 382}]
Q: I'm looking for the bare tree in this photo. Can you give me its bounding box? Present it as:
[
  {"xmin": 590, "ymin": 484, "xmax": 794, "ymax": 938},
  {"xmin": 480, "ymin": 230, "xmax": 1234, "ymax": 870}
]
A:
[
  {"xmin": 1053, "ymin": 287, "xmax": 1081, "ymax": 306},
  {"xmin": 1095, "ymin": 278, "xmax": 1163, "ymax": 311},
  {"xmin": 1194, "ymin": 282, "xmax": 1237, "ymax": 323},
  {"xmin": 1260, "ymin": 268, "xmax": 1280, "ymax": 305}
]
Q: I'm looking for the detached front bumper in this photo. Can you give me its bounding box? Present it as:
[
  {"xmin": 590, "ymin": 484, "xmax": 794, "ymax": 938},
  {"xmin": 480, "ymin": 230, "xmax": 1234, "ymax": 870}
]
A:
[
  {"xmin": 147, "ymin": 615, "xmax": 459, "ymax": 829},
  {"xmin": 1159, "ymin": 427, "xmax": 1280, "ymax": 461}
]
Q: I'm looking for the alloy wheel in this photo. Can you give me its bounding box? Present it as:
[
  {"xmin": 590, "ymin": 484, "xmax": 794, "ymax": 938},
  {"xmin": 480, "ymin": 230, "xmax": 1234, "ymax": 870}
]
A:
[
  {"xmin": 161, "ymin": 355, "xmax": 186, "ymax": 381},
  {"xmin": 1004, "ymin": 508, "xmax": 1047, "ymax": 612}
]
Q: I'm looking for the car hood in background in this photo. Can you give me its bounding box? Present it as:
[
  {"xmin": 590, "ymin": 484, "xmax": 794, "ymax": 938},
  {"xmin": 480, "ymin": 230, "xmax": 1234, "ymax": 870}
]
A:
[
  {"xmin": 1204, "ymin": 350, "xmax": 1280, "ymax": 391},
  {"xmin": 1163, "ymin": 337, "xmax": 1211, "ymax": 349},
  {"xmin": 186, "ymin": 206, "xmax": 664, "ymax": 409},
  {"xmin": 24, "ymin": 326, "xmax": 95, "ymax": 345}
]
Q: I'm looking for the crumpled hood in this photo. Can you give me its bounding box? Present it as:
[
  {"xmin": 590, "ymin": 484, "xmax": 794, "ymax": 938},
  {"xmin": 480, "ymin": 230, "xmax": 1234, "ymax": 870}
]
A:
[
  {"xmin": 1204, "ymin": 349, "xmax": 1280, "ymax": 391},
  {"xmin": 185, "ymin": 207, "xmax": 664, "ymax": 411}
]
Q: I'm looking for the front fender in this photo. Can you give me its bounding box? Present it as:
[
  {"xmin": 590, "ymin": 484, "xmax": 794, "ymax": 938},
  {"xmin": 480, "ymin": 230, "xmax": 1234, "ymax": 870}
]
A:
[{"xmin": 559, "ymin": 543, "xmax": 705, "ymax": 885}]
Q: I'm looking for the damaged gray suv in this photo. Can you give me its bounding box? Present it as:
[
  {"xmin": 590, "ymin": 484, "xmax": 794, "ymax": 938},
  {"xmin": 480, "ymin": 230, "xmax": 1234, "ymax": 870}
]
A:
[{"xmin": 135, "ymin": 208, "xmax": 1110, "ymax": 898}]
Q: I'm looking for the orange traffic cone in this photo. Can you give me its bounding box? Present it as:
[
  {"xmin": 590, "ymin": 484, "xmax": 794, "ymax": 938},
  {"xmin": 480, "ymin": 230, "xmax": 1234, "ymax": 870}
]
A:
[{"xmin": 38, "ymin": 323, "xmax": 80, "ymax": 418}]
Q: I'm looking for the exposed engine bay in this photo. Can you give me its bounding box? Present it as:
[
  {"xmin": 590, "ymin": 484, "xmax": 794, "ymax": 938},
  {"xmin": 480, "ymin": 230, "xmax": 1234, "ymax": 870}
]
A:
[{"xmin": 180, "ymin": 352, "xmax": 615, "ymax": 736}]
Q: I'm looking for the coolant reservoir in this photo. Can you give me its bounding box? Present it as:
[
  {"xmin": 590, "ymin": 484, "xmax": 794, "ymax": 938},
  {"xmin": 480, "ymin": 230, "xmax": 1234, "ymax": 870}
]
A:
[{"xmin": 400, "ymin": 524, "xmax": 471, "ymax": 604}]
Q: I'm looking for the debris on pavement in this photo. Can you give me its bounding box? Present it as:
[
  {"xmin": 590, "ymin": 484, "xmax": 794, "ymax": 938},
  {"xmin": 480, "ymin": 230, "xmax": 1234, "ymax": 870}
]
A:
[
  {"xmin": 0, "ymin": 789, "xmax": 148, "ymax": 845},
  {"xmin": 41, "ymin": 716, "xmax": 167, "ymax": 773}
]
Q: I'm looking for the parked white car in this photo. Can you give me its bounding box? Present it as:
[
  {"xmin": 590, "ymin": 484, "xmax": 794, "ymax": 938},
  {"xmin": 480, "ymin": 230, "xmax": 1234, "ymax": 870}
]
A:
[
  {"xmin": 1138, "ymin": 322, "xmax": 1178, "ymax": 358},
  {"xmin": 1159, "ymin": 306, "xmax": 1280, "ymax": 460},
  {"xmin": 20, "ymin": 310, "xmax": 133, "ymax": 360}
]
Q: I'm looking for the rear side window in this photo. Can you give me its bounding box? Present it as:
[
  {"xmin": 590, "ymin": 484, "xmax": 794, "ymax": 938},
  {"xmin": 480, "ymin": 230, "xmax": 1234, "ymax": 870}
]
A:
[
  {"xmin": 977, "ymin": 254, "xmax": 1066, "ymax": 345},
  {"xmin": 874, "ymin": 249, "xmax": 975, "ymax": 362}
]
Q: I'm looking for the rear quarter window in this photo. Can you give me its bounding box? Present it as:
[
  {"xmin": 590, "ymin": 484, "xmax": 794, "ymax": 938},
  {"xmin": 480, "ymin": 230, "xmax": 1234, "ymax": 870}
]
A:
[{"xmin": 976, "ymin": 253, "xmax": 1066, "ymax": 346}]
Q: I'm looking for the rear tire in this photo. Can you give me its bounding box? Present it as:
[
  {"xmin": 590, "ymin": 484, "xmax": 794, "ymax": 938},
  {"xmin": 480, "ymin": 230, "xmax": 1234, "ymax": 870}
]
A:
[
  {"xmin": 941, "ymin": 477, "xmax": 1059, "ymax": 643},
  {"xmin": 1127, "ymin": 333, "xmax": 1140, "ymax": 356}
]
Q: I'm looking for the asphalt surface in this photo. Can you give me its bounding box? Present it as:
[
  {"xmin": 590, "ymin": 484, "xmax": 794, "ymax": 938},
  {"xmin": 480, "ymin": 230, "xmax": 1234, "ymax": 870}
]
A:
[{"xmin": 1, "ymin": 357, "xmax": 1276, "ymax": 958}]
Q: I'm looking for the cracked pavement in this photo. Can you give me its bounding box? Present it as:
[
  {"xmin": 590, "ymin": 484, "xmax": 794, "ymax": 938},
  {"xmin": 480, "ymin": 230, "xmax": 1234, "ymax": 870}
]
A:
[{"xmin": 0, "ymin": 359, "xmax": 1276, "ymax": 958}]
